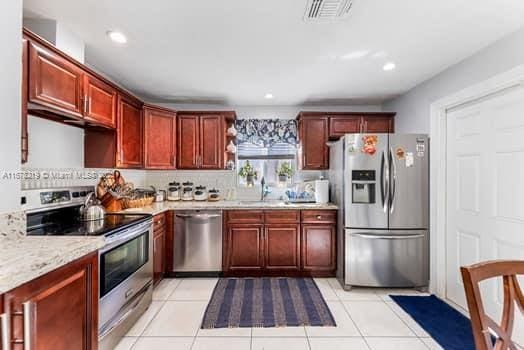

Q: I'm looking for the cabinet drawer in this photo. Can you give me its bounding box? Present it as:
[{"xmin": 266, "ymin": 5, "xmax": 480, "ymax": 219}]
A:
[
  {"xmin": 153, "ymin": 213, "xmax": 166, "ymax": 231},
  {"xmin": 264, "ymin": 210, "xmax": 300, "ymax": 224},
  {"xmin": 226, "ymin": 210, "xmax": 264, "ymax": 224},
  {"xmin": 301, "ymin": 210, "xmax": 337, "ymax": 224}
]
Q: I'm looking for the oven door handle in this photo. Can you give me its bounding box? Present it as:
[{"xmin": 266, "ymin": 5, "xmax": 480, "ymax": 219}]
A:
[
  {"xmin": 103, "ymin": 223, "xmax": 151, "ymax": 250},
  {"xmin": 99, "ymin": 282, "xmax": 151, "ymax": 340}
]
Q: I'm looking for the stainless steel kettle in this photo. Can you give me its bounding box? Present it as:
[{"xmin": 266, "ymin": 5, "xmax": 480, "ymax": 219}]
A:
[{"xmin": 80, "ymin": 192, "xmax": 106, "ymax": 221}]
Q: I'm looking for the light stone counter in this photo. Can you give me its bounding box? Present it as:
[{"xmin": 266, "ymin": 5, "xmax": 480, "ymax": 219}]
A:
[
  {"xmin": 119, "ymin": 200, "xmax": 338, "ymax": 216},
  {"xmin": 0, "ymin": 236, "xmax": 105, "ymax": 294}
]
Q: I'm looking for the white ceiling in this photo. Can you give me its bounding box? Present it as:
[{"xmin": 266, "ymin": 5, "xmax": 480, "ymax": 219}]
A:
[{"xmin": 23, "ymin": 0, "xmax": 524, "ymax": 106}]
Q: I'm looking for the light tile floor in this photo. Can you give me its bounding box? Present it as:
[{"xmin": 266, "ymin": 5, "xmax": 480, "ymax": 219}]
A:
[{"xmin": 115, "ymin": 278, "xmax": 443, "ymax": 350}]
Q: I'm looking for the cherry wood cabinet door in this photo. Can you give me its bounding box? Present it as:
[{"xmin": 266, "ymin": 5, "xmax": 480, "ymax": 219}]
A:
[
  {"xmin": 144, "ymin": 107, "xmax": 176, "ymax": 169},
  {"xmin": 21, "ymin": 38, "xmax": 29, "ymax": 164},
  {"xmin": 28, "ymin": 41, "xmax": 83, "ymax": 117},
  {"xmin": 299, "ymin": 117, "xmax": 329, "ymax": 170},
  {"xmin": 199, "ymin": 115, "xmax": 223, "ymax": 169},
  {"xmin": 264, "ymin": 225, "xmax": 301, "ymax": 272},
  {"xmin": 224, "ymin": 225, "xmax": 264, "ymax": 272},
  {"xmin": 329, "ymin": 116, "xmax": 361, "ymax": 138},
  {"xmin": 116, "ymin": 95, "xmax": 143, "ymax": 168},
  {"xmin": 153, "ymin": 229, "xmax": 165, "ymax": 286},
  {"xmin": 361, "ymin": 115, "xmax": 394, "ymax": 133},
  {"xmin": 301, "ymin": 224, "xmax": 336, "ymax": 273},
  {"xmin": 84, "ymin": 74, "xmax": 117, "ymax": 128},
  {"xmin": 177, "ymin": 115, "xmax": 200, "ymax": 169},
  {"xmin": 3, "ymin": 252, "xmax": 98, "ymax": 350}
]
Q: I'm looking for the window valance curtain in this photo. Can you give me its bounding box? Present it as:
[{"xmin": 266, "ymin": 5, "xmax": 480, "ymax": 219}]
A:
[{"xmin": 235, "ymin": 119, "xmax": 298, "ymax": 147}]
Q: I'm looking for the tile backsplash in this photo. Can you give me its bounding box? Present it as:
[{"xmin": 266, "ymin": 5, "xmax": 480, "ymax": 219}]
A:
[{"xmin": 20, "ymin": 167, "xmax": 326, "ymax": 201}]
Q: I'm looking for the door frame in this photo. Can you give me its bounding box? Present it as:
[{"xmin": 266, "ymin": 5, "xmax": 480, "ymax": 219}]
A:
[{"xmin": 429, "ymin": 64, "xmax": 524, "ymax": 297}]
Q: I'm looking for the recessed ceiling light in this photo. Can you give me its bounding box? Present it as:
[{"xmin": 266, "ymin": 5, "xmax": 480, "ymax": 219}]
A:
[
  {"xmin": 264, "ymin": 93, "xmax": 274, "ymax": 99},
  {"xmin": 383, "ymin": 62, "xmax": 396, "ymax": 71},
  {"xmin": 107, "ymin": 31, "xmax": 127, "ymax": 44}
]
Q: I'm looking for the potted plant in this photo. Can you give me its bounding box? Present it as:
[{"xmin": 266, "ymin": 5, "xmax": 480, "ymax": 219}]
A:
[
  {"xmin": 277, "ymin": 162, "xmax": 294, "ymax": 182},
  {"xmin": 238, "ymin": 160, "xmax": 258, "ymax": 187}
]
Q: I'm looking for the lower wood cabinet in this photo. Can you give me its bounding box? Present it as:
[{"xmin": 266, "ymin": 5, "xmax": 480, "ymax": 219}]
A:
[
  {"xmin": 265, "ymin": 224, "xmax": 301, "ymax": 272},
  {"xmin": 2, "ymin": 252, "xmax": 98, "ymax": 350},
  {"xmin": 153, "ymin": 213, "xmax": 166, "ymax": 285},
  {"xmin": 301, "ymin": 224, "xmax": 336, "ymax": 273},
  {"xmin": 223, "ymin": 210, "xmax": 336, "ymax": 277},
  {"xmin": 224, "ymin": 225, "xmax": 264, "ymax": 273}
]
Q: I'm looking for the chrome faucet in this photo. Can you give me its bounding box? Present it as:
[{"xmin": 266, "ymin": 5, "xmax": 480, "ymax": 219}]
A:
[{"xmin": 260, "ymin": 177, "xmax": 270, "ymax": 201}]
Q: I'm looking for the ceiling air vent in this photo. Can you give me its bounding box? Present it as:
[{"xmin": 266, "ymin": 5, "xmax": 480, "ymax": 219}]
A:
[{"xmin": 304, "ymin": 0, "xmax": 354, "ymax": 21}]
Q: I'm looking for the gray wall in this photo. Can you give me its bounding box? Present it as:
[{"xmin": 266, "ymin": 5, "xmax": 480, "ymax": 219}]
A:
[
  {"xmin": 0, "ymin": 0, "xmax": 22, "ymax": 214},
  {"xmin": 383, "ymin": 26, "xmax": 524, "ymax": 133}
]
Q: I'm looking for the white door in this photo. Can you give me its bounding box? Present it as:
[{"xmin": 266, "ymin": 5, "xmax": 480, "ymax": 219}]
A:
[{"xmin": 446, "ymin": 86, "xmax": 524, "ymax": 343}]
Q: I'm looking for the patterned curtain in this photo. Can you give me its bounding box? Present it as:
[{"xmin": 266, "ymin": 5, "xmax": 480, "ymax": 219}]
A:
[{"xmin": 235, "ymin": 119, "xmax": 298, "ymax": 147}]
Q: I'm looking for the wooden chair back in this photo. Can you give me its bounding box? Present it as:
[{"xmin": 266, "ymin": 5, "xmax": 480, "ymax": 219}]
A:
[{"xmin": 460, "ymin": 260, "xmax": 524, "ymax": 350}]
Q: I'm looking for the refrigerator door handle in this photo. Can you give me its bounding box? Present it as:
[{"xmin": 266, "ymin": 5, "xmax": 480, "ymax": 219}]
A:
[
  {"xmin": 380, "ymin": 150, "xmax": 389, "ymax": 213},
  {"xmin": 389, "ymin": 147, "xmax": 397, "ymax": 214},
  {"xmin": 352, "ymin": 232, "xmax": 425, "ymax": 240}
]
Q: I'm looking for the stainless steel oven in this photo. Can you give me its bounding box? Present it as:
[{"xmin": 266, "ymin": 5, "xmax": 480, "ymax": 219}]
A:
[{"xmin": 98, "ymin": 218, "xmax": 153, "ymax": 350}]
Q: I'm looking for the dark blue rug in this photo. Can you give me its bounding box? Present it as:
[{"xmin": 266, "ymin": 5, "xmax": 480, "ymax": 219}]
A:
[
  {"xmin": 390, "ymin": 295, "xmax": 476, "ymax": 350},
  {"xmin": 201, "ymin": 278, "xmax": 336, "ymax": 328}
]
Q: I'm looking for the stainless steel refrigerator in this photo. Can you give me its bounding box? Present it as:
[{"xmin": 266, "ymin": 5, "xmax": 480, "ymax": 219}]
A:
[{"xmin": 328, "ymin": 133, "xmax": 429, "ymax": 289}]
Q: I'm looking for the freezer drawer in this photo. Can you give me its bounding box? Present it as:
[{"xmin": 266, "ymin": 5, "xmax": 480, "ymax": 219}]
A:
[{"xmin": 346, "ymin": 229, "xmax": 429, "ymax": 287}]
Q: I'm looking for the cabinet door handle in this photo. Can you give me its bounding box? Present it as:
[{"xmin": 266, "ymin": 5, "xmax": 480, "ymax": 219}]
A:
[
  {"xmin": 23, "ymin": 301, "xmax": 33, "ymax": 350},
  {"xmin": 83, "ymin": 94, "xmax": 89, "ymax": 115},
  {"xmin": 1, "ymin": 312, "xmax": 10, "ymax": 350}
]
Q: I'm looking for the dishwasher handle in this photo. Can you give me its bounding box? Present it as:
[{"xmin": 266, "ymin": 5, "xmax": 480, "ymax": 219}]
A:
[{"xmin": 175, "ymin": 213, "xmax": 221, "ymax": 220}]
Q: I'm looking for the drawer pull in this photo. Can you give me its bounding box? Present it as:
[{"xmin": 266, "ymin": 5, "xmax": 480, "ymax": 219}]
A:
[{"xmin": 316, "ymin": 215, "xmax": 322, "ymax": 219}]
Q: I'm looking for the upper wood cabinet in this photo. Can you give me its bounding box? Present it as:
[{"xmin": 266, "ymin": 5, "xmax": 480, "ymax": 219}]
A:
[
  {"xmin": 361, "ymin": 115, "xmax": 394, "ymax": 133},
  {"xmin": 297, "ymin": 112, "xmax": 395, "ymax": 169},
  {"xmin": 28, "ymin": 40, "xmax": 84, "ymax": 117},
  {"xmin": 2, "ymin": 252, "xmax": 98, "ymax": 350},
  {"xmin": 144, "ymin": 105, "xmax": 176, "ymax": 169},
  {"xmin": 84, "ymin": 74, "xmax": 117, "ymax": 128},
  {"xmin": 329, "ymin": 115, "xmax": 361, "ymax": 138},
  {"xmin": 177, "ymin": 115, "xmax": 200, "ymax": 169},
  {"xmin": 298, "ymin": 115, "xmax": 329, "ymax": 170},
  {"xmin": 200, "ymin": 115, "xmax": 223, "ymax": 169},
  {"xmin": 116, "ymin": 94, "xmax": 143, "ymax": 168},
  {"xmin": 177, "ymin": 112, "xmax": 234, "ymax": 170}
]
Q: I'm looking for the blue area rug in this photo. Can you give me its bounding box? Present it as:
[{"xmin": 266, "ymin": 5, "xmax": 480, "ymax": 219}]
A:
[
  {"xmin": 201, "ymin": 278, "xmax": 336, "ymax": 328},
  {"xmin": 390, "ymin": 295, "xmax": 476, "ymax": 350}
]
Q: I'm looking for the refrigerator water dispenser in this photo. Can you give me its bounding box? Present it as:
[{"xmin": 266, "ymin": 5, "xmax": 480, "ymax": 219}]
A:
[{"xmin": 352, "ymin": 170, "xmax": 376, "ymax": 204}]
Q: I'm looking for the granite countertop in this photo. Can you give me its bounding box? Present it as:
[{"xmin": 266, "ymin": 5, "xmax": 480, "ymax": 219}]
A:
[
  {"xmin": 0, "ymin": 236, "xmax": 105, "ymax": 294},
  {"xmin": 119, "ymin": 200, "xmax": 338, "ymax": 215}
]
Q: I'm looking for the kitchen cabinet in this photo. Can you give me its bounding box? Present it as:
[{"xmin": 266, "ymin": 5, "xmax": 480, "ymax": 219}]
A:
[
  {"xmin": 177, "ymin": 115, "xmax": 199, "ymax": 169},
  {"xmin": 224, "ymin": 225, "xmax": 265, "ymax": 273},
  {"xmin": 2, "ymin": 252, "xmax": 98, "ymax": 350},
  {"xmin": 83, "ymin": 74, "xmax": 117, "ymax": 128},
  {"xmin": 153, "ymin": 213, "xmax": 166, "ymax": 285},
  {"xmin": 177, "ymin": 111, "xmax": 236, "ymax": 170},
  {"xmin": 116, "ymin": 94, "xmax": 143, "ymax": 168},
  {"xmin": 200, "ymin": 115, "xmax": 223, "ymax": 169},
  {"xmin": 361, "ymin": 115, "xmax": 394, "ymax": 133},
  {"xmin": 144, "ymin": 105, "xmax": 176, "ymax": 169},
  {"xmin": 28, "ymin": 40, "xmax": 84, "ymax": 118},
  {"xmin": 223, "ymin": 210, "xmax": 336, "ymax": 276},
  {"xmin": 301, "ymin": 210, "xmax": 336, "ymax": 274},
  {"xmin": 264, "ymin": 225, "xmax": 301, "ymax": 272},
  {"xmin": 297, "ymin": 112, "xmax": 395, "ymax": 169},
  {"xmin": 329, "ymin": 115, "xmax": 361, "ymax": 138},
  {"xmin": 298, "ymin": 116, "xmax": 329, "ymax": 170}
]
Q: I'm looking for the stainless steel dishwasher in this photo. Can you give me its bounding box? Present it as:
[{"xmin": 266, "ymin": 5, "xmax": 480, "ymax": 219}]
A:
[{"xmin": 173, "ymin": 210, "xmax": 222, "ymax": 275}]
